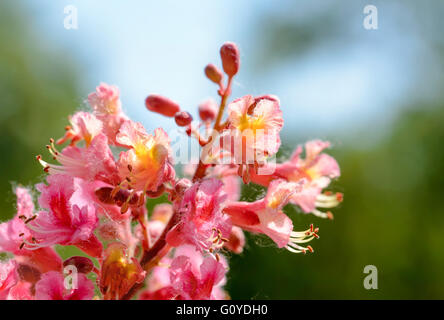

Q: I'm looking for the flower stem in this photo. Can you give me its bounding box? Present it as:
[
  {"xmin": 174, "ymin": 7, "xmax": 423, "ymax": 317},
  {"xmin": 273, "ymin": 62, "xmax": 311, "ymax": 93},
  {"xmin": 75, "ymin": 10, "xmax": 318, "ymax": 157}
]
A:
[{"xmin": 192, "ymin": 76, "xmax": 233, "ymax": 182}]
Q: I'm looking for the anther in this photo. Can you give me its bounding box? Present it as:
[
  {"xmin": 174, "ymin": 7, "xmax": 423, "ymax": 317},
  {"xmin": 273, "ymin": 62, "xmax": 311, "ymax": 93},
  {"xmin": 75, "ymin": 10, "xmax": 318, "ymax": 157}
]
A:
[
  {"xmin": 121, "ymin": 202, "xmax": 130, "ymax": 214},
  {"xmin": 336, "ymin": 192, "xmax": 343, "ymax": 202},
  {"xmin": 25, "ymin": 215, "xmax": 37, "ymax": 224}
]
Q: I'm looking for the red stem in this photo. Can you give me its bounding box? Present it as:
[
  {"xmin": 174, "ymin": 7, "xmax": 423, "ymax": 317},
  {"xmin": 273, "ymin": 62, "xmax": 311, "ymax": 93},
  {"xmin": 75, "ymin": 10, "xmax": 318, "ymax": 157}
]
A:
[{"xmin": 192, "ymin": 76, "xmax": 233, "ymax": 182}]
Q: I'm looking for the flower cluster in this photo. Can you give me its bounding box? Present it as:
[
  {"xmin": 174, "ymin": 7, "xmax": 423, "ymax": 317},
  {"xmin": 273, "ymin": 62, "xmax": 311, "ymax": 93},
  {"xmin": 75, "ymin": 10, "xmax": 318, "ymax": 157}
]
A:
[{"xmin": 0, "ymin": 42, "xmax": 342, "ymax": 300}]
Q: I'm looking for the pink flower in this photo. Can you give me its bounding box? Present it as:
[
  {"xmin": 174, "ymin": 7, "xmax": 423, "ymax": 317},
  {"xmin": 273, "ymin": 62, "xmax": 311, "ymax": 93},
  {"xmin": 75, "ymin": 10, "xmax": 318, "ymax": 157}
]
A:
[
  {"xmin": 0, "ymin": 187, "xmax": 63, "ymax": 273},
  {"xmin": 141, "ymin": 245, "xmax": 228, "ymax": 300},
  {"xmin": 166, "ymin": 179, "xmax": 231, "ymax": 253},
  {"xmin": 88, "ymin": 83, "xmax": 129, "ymax": 145},
  {"xmin": 250, "ymin": 140, "xmax": 342, "ymax": 219},
  {"xmin": 0, "ymin": 260, "xmax": 18, "ymax": 300},
  {"xmin": 116, "ymin": 120, "xmax": 175, "ymax": 193},
  {"xmin": 223, "ymin": 179, "xmax": 319, "ymax": 253},
  {"xmin": 169, "ymin": 253, "xmax": 226, "ymax": 300},
  {"xmin": 288, "ymin": 140, "xmax": 341, "ymax": 215},
  {"xmin": 27, "ymin": 175, "xmax": 102, "ymax": 258},
  {"xmin": 56, "ymin": 111, "xmax": 103, "ymax": 147},
  {"xmin": 224, "ymin": 95, "xmax": 283, "ymax": 182},
  {"xmin": 227, "ymin": 95, "xmax": 283, "ymax": 154},
  {"xmin": 88, "ymin": 83, "xmax": 122, "ymax": 116},
  {"xmin": 34, "ymin": 271, "xmax": 94, "ymax": 300},
  {"xmin": 38, "ymin": 133, "xmax": 120, "ymax": 185}
]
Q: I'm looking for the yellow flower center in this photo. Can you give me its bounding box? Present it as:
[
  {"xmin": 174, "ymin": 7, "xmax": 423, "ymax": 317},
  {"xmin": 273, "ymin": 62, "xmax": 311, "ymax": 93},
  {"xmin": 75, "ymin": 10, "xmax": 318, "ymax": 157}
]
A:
[{"xmin": 237, "ymin": 114, "xmax": 265, "ymax": 133}]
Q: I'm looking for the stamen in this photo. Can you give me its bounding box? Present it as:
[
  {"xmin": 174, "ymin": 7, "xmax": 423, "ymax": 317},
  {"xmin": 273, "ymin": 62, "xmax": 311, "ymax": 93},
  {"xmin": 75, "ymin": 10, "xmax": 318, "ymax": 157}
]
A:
[
  {"xmin": 311, "ymin": 209, "xmax": 333, "ymax": 219},
  {"xmin": 286, "ymin": 224, "xmax": 319, "ymax": 254}
]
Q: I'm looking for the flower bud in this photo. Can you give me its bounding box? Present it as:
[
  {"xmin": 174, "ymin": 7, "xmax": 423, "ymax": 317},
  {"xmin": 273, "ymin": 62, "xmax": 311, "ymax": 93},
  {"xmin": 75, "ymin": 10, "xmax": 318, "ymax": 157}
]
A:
[
  {"xmin": 220, "ymin": 42, "xmax": 240, "ymax": 77},
  {"xmin": 63, "ymin": 256, "xmax": 95, "ymax": 274},
  {"xmin": 204, "ymin": 64, "xmax": 223, "ymax": 84},
  {"xmin": 145, "ymin": 94, "xmax": 180, "ymax": 117},
  {"xmin": 198, "ymin": 99, "xmax": 218, "ymax": 122},
  {"xmin": 146, "ymin": 184, "xmax": 166, "ymax": 198},
  {"xmin": 174, "ymin": 111, "xmax": 193, "ymax": 127},
  {"xmin": 174, "ymin": 178, "xmax": 192, "ymax": 195}
]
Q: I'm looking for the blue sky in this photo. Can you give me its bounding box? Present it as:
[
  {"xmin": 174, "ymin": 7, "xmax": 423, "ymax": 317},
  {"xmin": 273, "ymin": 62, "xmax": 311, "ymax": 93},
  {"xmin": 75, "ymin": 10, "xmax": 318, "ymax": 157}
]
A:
[{"xmin": 24, "ymin": 0, "xmax": 435, "ymax": 144}]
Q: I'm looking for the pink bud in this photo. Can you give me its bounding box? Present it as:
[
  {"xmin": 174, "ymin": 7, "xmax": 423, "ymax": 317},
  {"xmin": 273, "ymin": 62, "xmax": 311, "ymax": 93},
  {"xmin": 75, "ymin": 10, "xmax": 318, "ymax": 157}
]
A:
[
  {"xmin": 198, "ymin": 99, "xmax": 218, "ymax": 122},
  {"xmin": 145, "ymin": 94, "xmax": 180, "ymax": 117},
  {"xmin": 204, "ymin": 64, "xmax": 223, "ymax": 84},
  {"xmin": 146, "ymin": 184, "xmax": 166, "ymax": 198},
  {"xmin": 174, "ymin": 178, "xmax": 192, "ymax": 195},
  {"xmin": 174, "ymin": 111, "xmax": 193, "ymax": 127},
  {"xmin": 220, "ymin": 42, "xmax": 240, "ymax": 77}
]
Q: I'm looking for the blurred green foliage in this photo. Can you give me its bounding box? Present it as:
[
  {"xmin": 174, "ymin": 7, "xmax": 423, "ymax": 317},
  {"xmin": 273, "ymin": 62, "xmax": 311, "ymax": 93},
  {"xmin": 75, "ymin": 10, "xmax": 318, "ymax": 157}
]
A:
[
  {"xmin": 1, "ymin": 1, "xmax": 443, "ymax": 300},
  {"xmin": 0, "ymin": 2, "xmax": 81, "ymax": 220}
]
